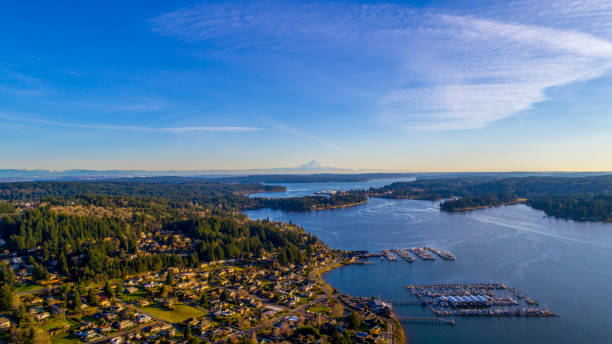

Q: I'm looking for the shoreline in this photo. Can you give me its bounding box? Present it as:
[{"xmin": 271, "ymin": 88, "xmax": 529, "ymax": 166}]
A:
[
  {"xmin": 310, "ymin": 200, "xmax": 368, "ymax": 211},
  {"xmin": 315, "ymin": 258, "xmax": 408, "ymax": 344}
]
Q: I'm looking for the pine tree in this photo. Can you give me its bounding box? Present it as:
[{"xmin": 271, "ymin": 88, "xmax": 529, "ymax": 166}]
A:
[
  {"xmin": 0, "ymin": 262, "xmax": 16, "ymax": 286},
  {"xmin": 58, "ymin": 253, "xmax": 68, "ymax": 276},
  {"xmin": 0, "ymin": 285, "xmax": 14, "ymax": 311},
  {"xmin": 87, "ymin": 288, "xmax": 99, "ymax": 306},
  {"xmin": 72, "ymin": 289, "xmax": 82, "ymax": 310},
  {"xmin": 104, "ymin": 280, "xmax": 114, "ymax": 298}
]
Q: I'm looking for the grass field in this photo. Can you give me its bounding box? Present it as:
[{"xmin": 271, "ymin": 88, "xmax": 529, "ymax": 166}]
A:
[
  {"xmin": 142, "ymin": 303, "xmax": 205, "ymax": 323},
  {"xmin": 308, "ymin": 305, "xmax": 330, "ymax": 314},
  {"xmin": 120, "ymin": 290, "xmax": 147, "ymax": 302},
  {"xmin": 14, "ymin": 282, "xmax": 44, "ymax": 294},
  {"xmin": 41, "ymin": 317, "xmax": 80, "ymax": 344}
]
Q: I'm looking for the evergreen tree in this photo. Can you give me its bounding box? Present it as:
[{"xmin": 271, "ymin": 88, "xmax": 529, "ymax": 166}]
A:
[
  {"xmin": 0, "ymin": 285, "xmax": 14, "ymax": 311},
  {"xmin": 104, "ymin": 280, "xmax": 114, "ymax": 298},
  {"xmin": 199, "ymin": 293, "xmax": 209, "ymax": 308},
  {"xmin": 278, "ymin": 250, "xmax": 288, "ymax": 265},
  {"xmin": 32, "ymin": 263, "xmax": 50, "ymax": 282},
  {"xmin": 87, "ymin": 288, "xmax": 99, "ymax": 306},
  {"xmin": 348, "ymin": 312, "xmax": 362, "ymax": 330},
  {"xmin": 58, "ymin": 253, "xmax": 69, "ymax": 275},
  {"xmin": 165, "ymin": 270, "xmax": 174, "ymax": 286},
  {"xmin": 72, "ymin": 289, "xmax": 82, "ymax": 310},
  {"xmin": 0, "ymin": 262, "xmax": 16, "ymax": 286}
]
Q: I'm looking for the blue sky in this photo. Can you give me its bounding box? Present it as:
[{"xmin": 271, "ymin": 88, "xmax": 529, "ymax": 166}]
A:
[{"xmin": 2, "ymin": 0, "xmax": 612, "ymax": 171}]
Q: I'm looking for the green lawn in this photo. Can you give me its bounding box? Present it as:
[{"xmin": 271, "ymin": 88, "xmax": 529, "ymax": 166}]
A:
[
  {"xmin": 120, "ymin": 290, "xmax": 147, "ymax": 302},
  {"xmin": 308, "ymin": 305, "xmax": 330, "ymax": 314},
  {"xmin": 142, "ymin": 303, "xmax": 205, "ymax": 323},
  {"xmin": 50, "ymin": 332, "xmax": 80, "ymax": 344},
  {"xmin": 41, "ymin": 317, "xmax": 80, "ymax": 344},
  {"xmin": 41, "ymin": 317, "xmax": 73, "ymax": 331},
  {"xmin": 15, "ymin": 282, "xmax": 44, "ymax": 294}
]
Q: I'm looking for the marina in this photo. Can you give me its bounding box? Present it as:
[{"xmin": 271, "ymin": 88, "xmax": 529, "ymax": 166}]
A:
[
  {"xmin": 393, "ymin": 248, "xmax": 416, "ymax": 262},
  {"xmin": 351, "ymin": 247, "xmax": 454, "ymax": 263},
  {"xmin": 406, "ymin": 283, "xmax": 557, "ymax": 318},
  {"xmin": 426, "ymin": 247, "xmax": 456, "ymax": 260},
  {"xmin": 382, "ymin": 249, "xmax": 398, "ymax": 261},
  {"xmin": 248, "ymin": 198, "xmax": 611, "ymax": 343},
  {"xmin": 409, "ymin": 247, "xmax": 437, "ymax": 260}
]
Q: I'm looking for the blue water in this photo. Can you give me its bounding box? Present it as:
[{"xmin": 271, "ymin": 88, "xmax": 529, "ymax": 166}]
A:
[
  {"xmin": 245, "ymin": 198, "xmax": 612, "ymax": 343},
  {"xmin": 249, "ymin": 177, "xmax": 415, "ymax": 198}
]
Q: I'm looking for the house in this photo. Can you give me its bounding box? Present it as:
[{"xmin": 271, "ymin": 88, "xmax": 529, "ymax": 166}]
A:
[
  {"xmin": 114, "ymin": 320, "xmax": 134, "ymax": 330},
  {"xmin": 30, "ymin": 297, "xmax": 43, "ymax": 305},
  {"xmin": 124, "ymin": 286, "xmax": 138, "ymax": 294},
  {"xmin": 135, "ymin": 314, "xmax": 152, "ymax": 324},
  {"xmin": 0, "ymin": 317, "xmax": 10, "ymax": 330},
  {"xmin": 35, "ymin": 312, "xmax": 50, "ymax": 321},
  {"xmin": 30, "ymin": 306, "xmax": 44, "ymax": 314},
  {"xmin": 356, "ymin": 331, "xmax": 369, "ymax": 340},
  {"xmin": 369, "ymin": 299, "xmax": 392, "ymax": 314},
  {"xmin": 97, "ymin": 323, "xmax": 111, "ymax": 334}
]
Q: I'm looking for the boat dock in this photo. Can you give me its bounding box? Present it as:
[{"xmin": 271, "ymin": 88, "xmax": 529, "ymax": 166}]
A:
[
  {"xmin": 405, "ymin": 282, "xmax": 557, "ymax": 318},
  {"xmin": 382, "ymin": 249, "xmax": 398, "ymax": 261},
  {"xmin": 410, "ymin": 247, "xmax": 436, "ymax": 260},
  {"xmin": 392, "ymin": 248, "xmax": 416, "ymax": 262},
  {"xmin": 349, "ymin": 247, "xmax": 455, "ymax": 263},
  {"xmin": 426, "ymin": 247, "xmax": 456, "ymax": 260}
]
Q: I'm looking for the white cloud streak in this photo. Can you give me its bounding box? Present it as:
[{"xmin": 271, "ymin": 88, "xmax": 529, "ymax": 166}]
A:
[
  {"xmin": 152, "ymin": 0, "xmax": 612, "ymax": 131},
  {"xmin": 265, "ymin": 120, "xmax": 346, "ymax": 152},
  {"xmin": 0, "ymin": 114, "xmax": 261, "ymax": 133}
]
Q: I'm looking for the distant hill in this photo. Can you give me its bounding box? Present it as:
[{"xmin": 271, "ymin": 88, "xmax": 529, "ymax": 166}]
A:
[
  {"xmin": 1, "ymin": 167, "xmax": 610, "ymax": 183},
  {"xmin": 0, "ymin": 162, "xmax": 355, "ymax": 182}
]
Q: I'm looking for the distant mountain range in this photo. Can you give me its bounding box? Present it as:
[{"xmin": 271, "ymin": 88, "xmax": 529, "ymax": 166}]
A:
[
  {"xmin": 0, "ymin": 161, "xmax": 358, "ymax": 182},
  {"xmin": 0, "ymin": 163, "xmax": 609, "ymax": 182}
]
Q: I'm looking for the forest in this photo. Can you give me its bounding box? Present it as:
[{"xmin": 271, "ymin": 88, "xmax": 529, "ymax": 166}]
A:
[
  {"xmin": 0, "ymin": 198, "xmax": 320, "ymax": 283},
  {"xmin": 440, "ymin": 194, "xmax": 519, "ymax": 211},
  {"xmin": 0, "ymin": 179, "xmax": 366, "ymax": 212},
  {"xmin": 370, "ymin": 175, "xmax": 612, "ymax": 221},
  {"xmin": 527, "ymin": 194, "xmax": 612, "ymax": 222},
  {"xmin": 0, "ymin": 179, "xmax": 285, "ymax": 202}
]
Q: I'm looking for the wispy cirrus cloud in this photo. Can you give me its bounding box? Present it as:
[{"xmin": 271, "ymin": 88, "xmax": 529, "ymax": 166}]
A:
[
  {"xmin": 0, "ymin": 68, "xmax": 47, "ymax": 97},
  {"xmin": 381, "ymin": 14, "xmax": 612, "ymax": 129},
  {"xmin": 0, "ymin": 113, "xmax": 261, "ymax": 133},
  {"xmin": 264, "ymin": 120, "xmax": 346, "ymax": 152},
  {"xmin": 152, "ymin": 0, "xmax": 612, "ymax": 131}
]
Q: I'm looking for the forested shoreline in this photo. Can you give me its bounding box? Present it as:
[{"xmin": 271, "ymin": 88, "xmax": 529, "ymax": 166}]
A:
[
  {"xmin": 368, "ymin": 175, "xmax": 612, "ymax": 222},
  {"xmin": 0, "ymin": 180, "xmax": 368, "ymax": 212},
  {"xmin": 440, "ymin": 194, "xmax": 520, "ymax": 211}
]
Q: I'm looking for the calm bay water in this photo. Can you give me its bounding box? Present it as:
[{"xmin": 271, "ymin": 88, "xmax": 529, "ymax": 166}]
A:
[
  {"xmin": 245, "ymin": 197, "xmax": 612, "ymax": 343},
  {"xmin": 249, "ymin": 177, "xmax": 415, "ymax": 198}
]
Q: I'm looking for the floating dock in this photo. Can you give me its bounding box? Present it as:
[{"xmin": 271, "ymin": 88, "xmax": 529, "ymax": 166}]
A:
[
  {"xmin": 392, "ymin": 248, "xmax": 416, "ymax": 262},
  {"xmin": 406, "ymin": 283, "xmax": 557, "ymax": 318},
  {"xmin": 426, "ymin": 247, "xmax": 456, "ymax": 260},
  {"xmin": 410, "ymin": 247, "xmax": 436, "ymax": 260},
  {"xmin": 382, "ymin": 249, "xmax": 398, "ymax": 261},
  {"xmin": 350, "ymin": 247, "xmax": 455, "ymax": 263}
]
